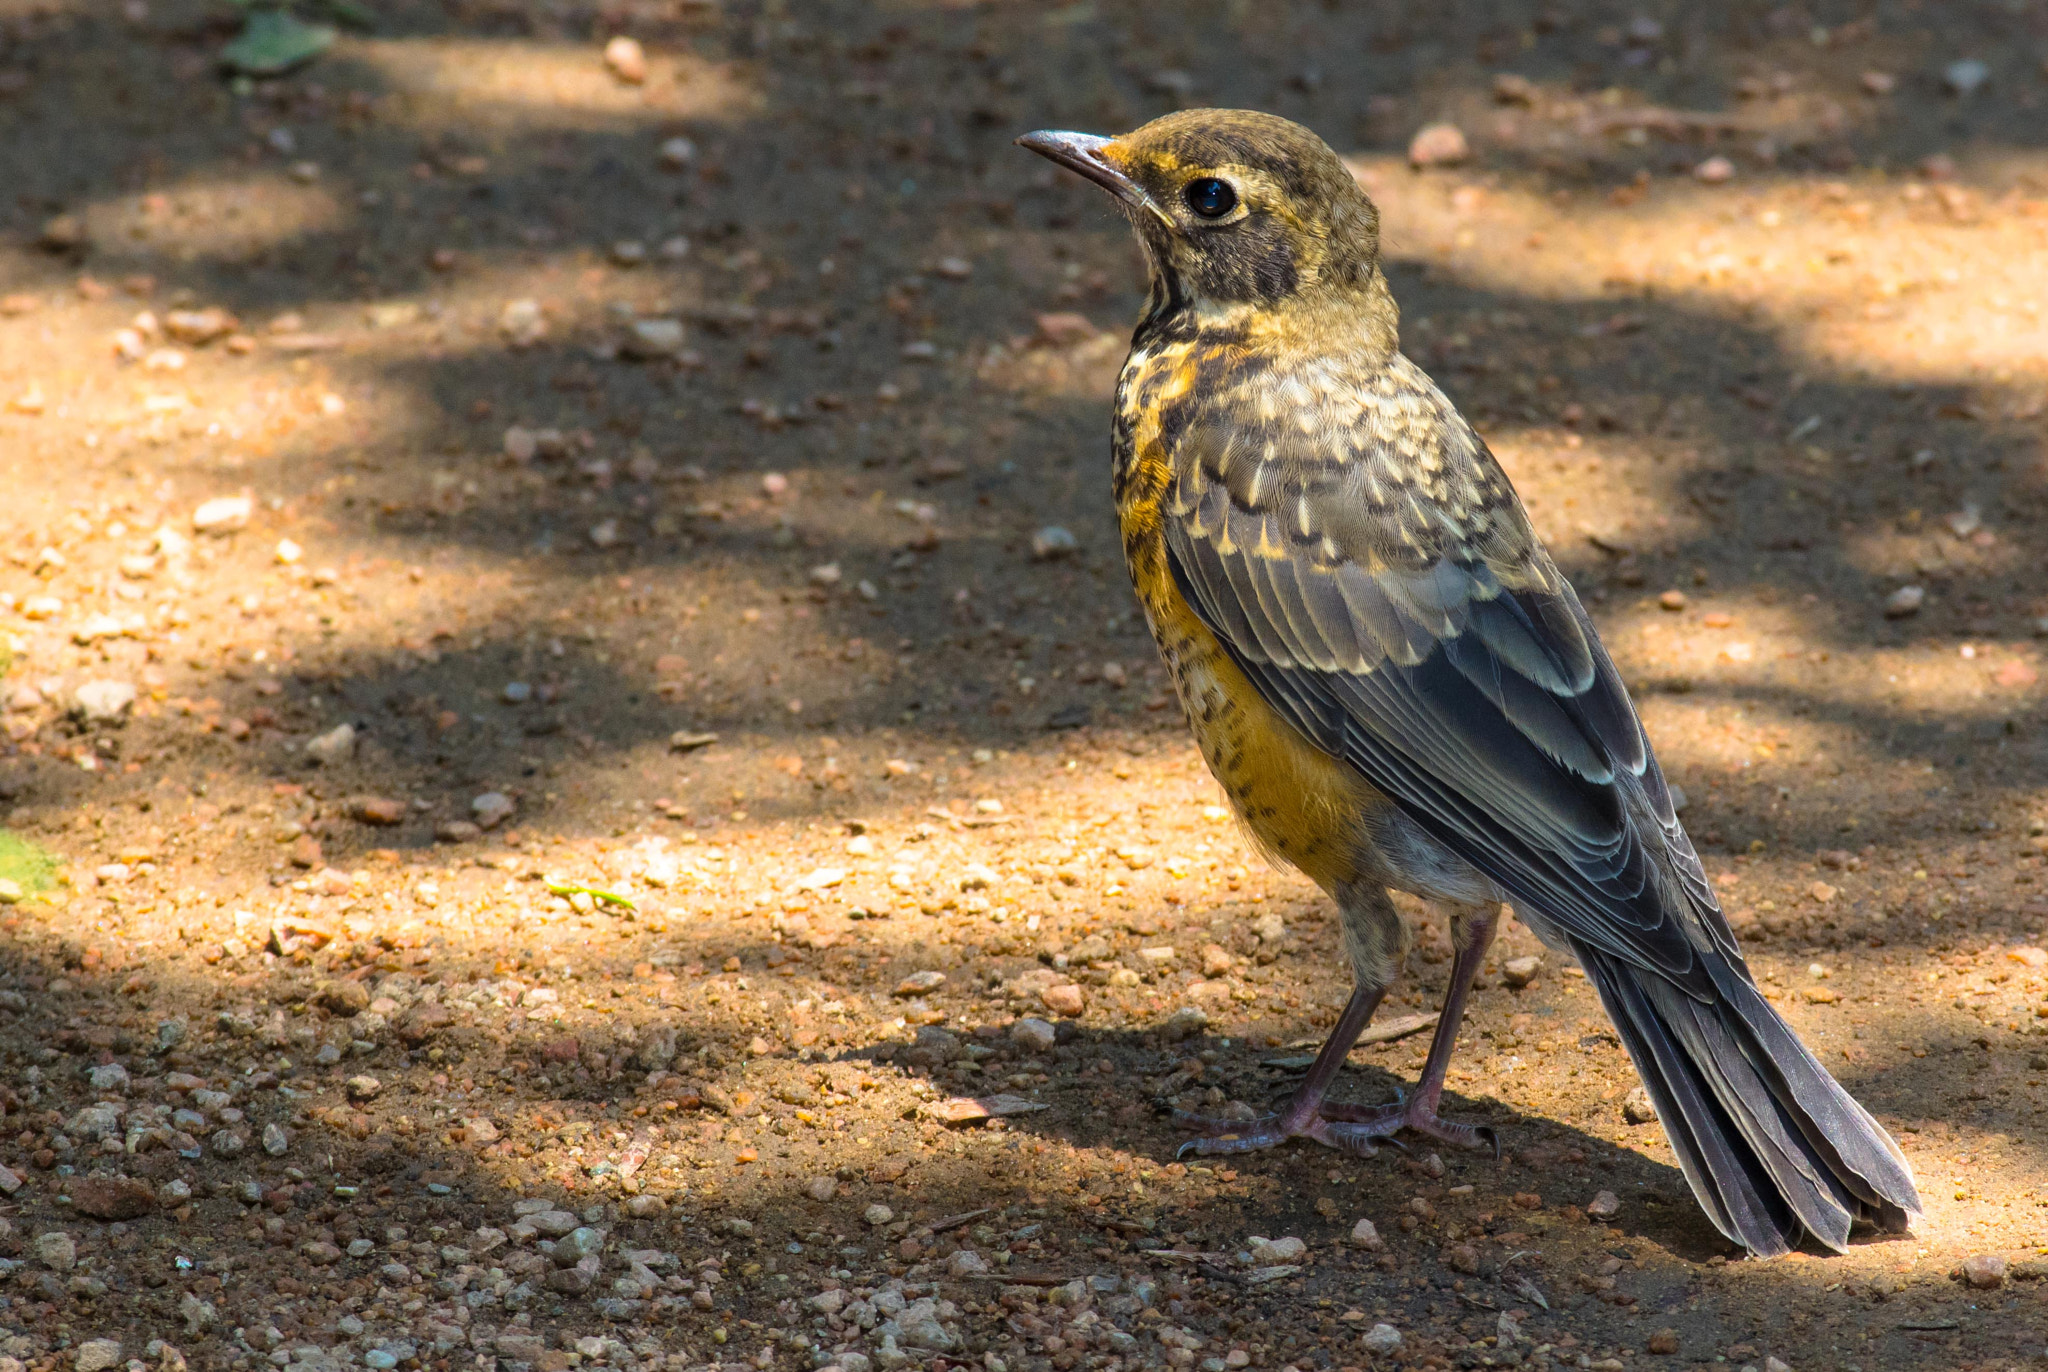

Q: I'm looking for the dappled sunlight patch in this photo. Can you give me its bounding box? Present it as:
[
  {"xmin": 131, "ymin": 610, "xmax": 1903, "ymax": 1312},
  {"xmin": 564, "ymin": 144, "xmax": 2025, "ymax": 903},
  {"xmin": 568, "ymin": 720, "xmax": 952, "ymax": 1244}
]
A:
[
  {"xmin": 71, "ymin": 173, "xmax": 349, "ymax": 266},
  {"xmin": 348, "ymin": 37, "xmax": 763, "ymax": 135}
]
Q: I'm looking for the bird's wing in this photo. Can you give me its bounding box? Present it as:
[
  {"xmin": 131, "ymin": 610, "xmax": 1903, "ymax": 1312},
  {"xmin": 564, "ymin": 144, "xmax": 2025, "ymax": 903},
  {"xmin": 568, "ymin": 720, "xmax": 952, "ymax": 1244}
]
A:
[{"xmin": 1159, "ymin": 357, "xmax": 1732, "ymax": 990}]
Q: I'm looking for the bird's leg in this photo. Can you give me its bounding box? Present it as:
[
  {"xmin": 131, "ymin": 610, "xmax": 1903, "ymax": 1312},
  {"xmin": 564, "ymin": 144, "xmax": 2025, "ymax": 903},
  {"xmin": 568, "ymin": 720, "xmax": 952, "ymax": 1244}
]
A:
[
  {"xmin": 1173, "ymin": 980, "xmax": 1391, "ymax": 1157},
  {"xmin": 1314, "ymin": 903, "xmax": 1501, "ymax": 1153}
]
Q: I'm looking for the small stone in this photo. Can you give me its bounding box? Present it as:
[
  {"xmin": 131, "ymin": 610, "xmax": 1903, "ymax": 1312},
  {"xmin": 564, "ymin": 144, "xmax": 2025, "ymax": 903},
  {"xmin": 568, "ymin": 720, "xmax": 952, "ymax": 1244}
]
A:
[
  {"xmin": 1407, "ymin": 123, "xmax": 1469, "ymax": 166},
  {"xmin": 88, "ymin": 1062, "xmax": 130, "ymax": 1092},
  {"xmin": 262, "ymin": 1122, "xmax": 290, "ymax": 1156},
  {"xmin": 503, "ymin": 426, "xmax": 538, "ymax": 462},
  {"xmin": 1885, "ymin": 585, "xmax": 1925, "ymax": 618},
  {"xmin": 315, "ymin": 979, "xmax": 370, "ymax": 1017},
  {"xmin": 39, "ymin": 213, "xmax": 86, "ymax": 251},
  {"xmin": 1693, "ymin": 155, "xmax": 1736, "ymax": 183},
  {"xmin": 1030, "ymin": 526, "xmax": 1078, "ymax": 559},
  {"xmin": 348, "ymin": 796, "xmax": 406, "ymax": 826},
  {"xmin": 1647, "ymin": 1328, "xmax": 1680, "ymax": 1355},
  {"xmin": 1040, "ymin": 982, "xmax": 1085, "ymax": 1017},
  {"xmin": 1157, "ymin": 1006, "xmax": 1208, "ymax": 1042},
  {"xmin": 34, "ymin": 1230, "xmax": 77, "ymax": 1270},
  {"xmin": 472, "ymin": 792, "xmax": 515, "ymax": 829},
  {"xmin": 895, "ymin": 970, "xmax": 947, "ymax": 997},
  {"xmin": 1009, "ymin": 1017, "xmax": 1057, "ymax": 1051},
  {"xmin": 1809, "ymin": 881, "xmax": 1838, "ymax": 904},
  {"xmin": 1199, "ymin": 943, "xmax": 1235, "ymax": 976},
  {"xmin": 863, "ymin": 1203, "xmax": 894, "ymax": 1226},
  {"xmin": 658, "ymin": 136, "xmax": 697, "ymax": 170},
  {"xmin": 165, "ymin": 307, "xmax": 237, "ymax": 345},
  {"xmin": 1658, "ymin": 588, "xmax": 1688, "ymax": 611},
  {"xmin": 192, "ymin": 495, "xmax": 253, "ymax": 534},
  {"xmin": 1360, "ymin": 1324, "xmax": 1403, "ymax": 1356},
  {"xmin": 1764, "ymin": 1359, "xmax": 1793, "ymax": 1372},
  {"xmin": 623, "ymin": 1194, "xmax": 665, "ymax": 1218},
  {"xmin": 0, "ymin": 1163, "xmax": 21, "ymax": 1193},
  {"xmin": 501, "ymin": 681, "xmax": 533, "ymax": 705},
  {"xmin": 610, "ymin": 240, "xmax": 648, "ymax": 267},
  {"xmin": 179, "ymin": 1292, "xmax": 218, "ymax": 1333},
  {"xmin": 1501, "ymin": 955, "xmax": 1542, "ymax": 988},
  {"xmin": 1247, "ymin": 1235, "xmax": 1307, "ymax": 1263},
  {"xmin": 554, "ymin": 1226, "xmax": 604, "ymax": 1264},
  {"xmin": 73, "ymin": 680, "xmax": 137, "ymax": 722},
  {"xmin": 435, "ymin": 821, "xmax": 481, "ymax": 844},
  {"xmin": 500, "ymin": 299, "xmax": 546, "ymax": 347},
  {"xmin": 209, "ymin": 1129, "xmax": 245, "ymax": 1157},
  {"xmin": 1586, "ymin": 1189, "xmax": 1621, "ymax": 1219},
  {"xmin": 289, "ymin": 834, "xmax": 324, "ymax": 868},
  {"xmin": 1348, "ymin": 1217, "xmax": 1384, "ymax": 1250},
  {"xmin": 804, "ymin": 1175, "xmax": 837, "ymax": 1202},
  {"xmin": 1861, "ymin": 70, "xmax": 1897, "ymax": 95},
  {"xmin": 623, "ymin": 317, "xmax": 685, "ymax": 357},
  {"xmin": 68, "ymin": 1175, "xmax": 156, "ymax": 1220},
  {"xmin": 589, "ymin": 519, "xmax": 621, "ymax": 548},
  {"xmin": 346, "ymin": 1075, "xmax": 382, "ymax": 1101},
  {"xmin": 1445, "ymin": 1242, "xmax": 1481, "ymax": 1274},
  {"xmin": 274, "ymin": 537, "xmax": 303, "ymax": 565},
  {"xmin": 604, "ymin": 35, "xmax": 647, "ymax": 83},
  {"xmin": 0, "ymin": 880, "xmax": 20, "ymax": 905},
  {"xmin": 1623, "ymin": 1084, "xmax": 1659, "ymax": 1124},
  {"xmin": 74, "ymin": 1340, "xmax": 123, "ymax": 1372},
  {"xmin": 1961, "ymin": 1253, "xmax": 2006, "ymax": 1289},
  {"xmin": 945, "ymin": 1248, "xmax": 989, "ymax": 1277},
  {"xmin": 1943, "ymin": 58, "xmax": 1989, "ymax": 96},
  {"xmin": 304, "ymin": 723, "xmax": 357, "ymax": 766}
]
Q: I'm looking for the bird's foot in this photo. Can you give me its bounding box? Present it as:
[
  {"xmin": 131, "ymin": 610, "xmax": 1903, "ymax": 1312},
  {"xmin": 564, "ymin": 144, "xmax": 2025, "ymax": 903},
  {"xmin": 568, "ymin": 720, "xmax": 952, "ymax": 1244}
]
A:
[
  {"xmin": 1171, "ymin": 1103, "xmax": 1408, "ymax": 1160},
  {"xmin": 1315, "ymin": 1094, "xmax": 1499, "ymax": 1156}
]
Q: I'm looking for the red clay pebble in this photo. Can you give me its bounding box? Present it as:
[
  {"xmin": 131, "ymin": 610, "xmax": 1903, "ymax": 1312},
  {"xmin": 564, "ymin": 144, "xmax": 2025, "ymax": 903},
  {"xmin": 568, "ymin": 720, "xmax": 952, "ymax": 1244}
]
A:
[
  {"xmin": 1512, "ymin": 1192, "xmax": 1543, "ymax": 1210},
  {"xmin": 1648, "ymin": 1328, "xmax": 1680, "ymax": 1355},
  {"xmin": 347, "ymin": 795, "xmax": 406, "ymax": 825},
  {"xmin": 68, "ymin": 1175, "xmax": 157, "ymax": 1220}
]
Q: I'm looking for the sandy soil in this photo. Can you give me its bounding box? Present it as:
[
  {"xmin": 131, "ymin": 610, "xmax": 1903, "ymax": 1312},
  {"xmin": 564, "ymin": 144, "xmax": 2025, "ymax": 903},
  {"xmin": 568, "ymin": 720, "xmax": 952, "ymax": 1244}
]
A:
[{"xmin": 0, "ymin": 2, "xmax": 2046, "ymax": 1371}]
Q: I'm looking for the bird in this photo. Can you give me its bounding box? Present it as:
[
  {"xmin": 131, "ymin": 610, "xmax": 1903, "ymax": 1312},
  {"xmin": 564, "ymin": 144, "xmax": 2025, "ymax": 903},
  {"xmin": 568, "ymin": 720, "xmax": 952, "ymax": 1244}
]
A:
[{"xmin": 1016, "ymin": 109, "xmax": 1920, "ymax": 1257}]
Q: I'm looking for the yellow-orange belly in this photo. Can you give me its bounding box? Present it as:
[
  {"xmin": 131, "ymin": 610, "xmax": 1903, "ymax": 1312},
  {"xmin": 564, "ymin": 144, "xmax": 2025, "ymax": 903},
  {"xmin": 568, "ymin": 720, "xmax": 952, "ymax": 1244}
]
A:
[{"xmin": 1130, "ymin": 542, "xmax": 1388, "ymax": 895}]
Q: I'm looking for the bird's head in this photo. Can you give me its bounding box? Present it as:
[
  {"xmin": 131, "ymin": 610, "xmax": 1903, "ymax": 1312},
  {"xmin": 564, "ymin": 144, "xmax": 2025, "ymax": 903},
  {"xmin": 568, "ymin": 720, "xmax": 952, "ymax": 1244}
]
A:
[{"xmin": 1017, "ymin": 109, "xmax": 1386, "ymax": 326}]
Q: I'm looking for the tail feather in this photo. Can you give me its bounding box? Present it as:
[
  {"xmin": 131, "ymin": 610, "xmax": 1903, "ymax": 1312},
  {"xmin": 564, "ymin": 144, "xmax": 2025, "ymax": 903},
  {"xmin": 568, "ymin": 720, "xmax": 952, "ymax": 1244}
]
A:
[{"xmin": 1577, "ymin": 942, "xmax": 1920, "ymax": 1256}]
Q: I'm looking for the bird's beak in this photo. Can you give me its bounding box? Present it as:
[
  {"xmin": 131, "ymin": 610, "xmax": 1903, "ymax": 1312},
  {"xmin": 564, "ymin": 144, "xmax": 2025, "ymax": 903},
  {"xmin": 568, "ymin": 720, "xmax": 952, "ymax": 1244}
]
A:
[{"xmin": 1015, "ymin": 129, "xmax": 1161, "ymax": 219}]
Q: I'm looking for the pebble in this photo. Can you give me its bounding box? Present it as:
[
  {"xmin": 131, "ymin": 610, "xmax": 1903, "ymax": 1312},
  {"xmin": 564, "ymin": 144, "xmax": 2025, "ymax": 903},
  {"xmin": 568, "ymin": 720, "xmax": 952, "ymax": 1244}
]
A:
[
  {"xmin": 1764, "ymin": 1359, "xmax": 1793, "ymax": 1372},
  {"xmin": 1360, "ymin": 1324, "xmax": 1403, "ymax": 1355},
  {"xmin": 1586, "ymin": 1189, "xmax": 1621, "ymax": 1219},
  {"xmin": 863, "ymin": 1203, "xmax": 894, "ymax": 1226},
  {"xmin": 1407, "ymin": 123, "xmax": 1469, "ymax": 167},
  {"xmin": 1658, "ymin": 588, "xmax": 1688, "ymax": 611},
  {"xmin": 192, "ymin": 495, "xmax": 253, "ymax": 534},
  {"xmin": 262, "ymin": 1122, "xmax": 290, "ymax": 1156},
  {"xmin": 1040, "ymin": 983, "xmax": 1085, "ymax": 1017},
  {"xmin": 1501, "ymin": 955, "xmax": 1542, "ymax": 988},
  {"xmin": 304, "ymin": 723, "xmax": 357, "ymax": 766},
  {"xmin": 805, "ymin": 1175, "xmax": 837, "ymax": 1202},
  {"xmin": 604, "ymin": 35, "xmax": 647, "ymax": 83},
  {"xmin": 1694, "ymin": 155, "xmax": 1736, "ymax": 184},
  {"xmin": 1943, "ymin": 58, "xmax": 1989, "ymax": 96},
  {"xmin": 501, "ymin": 681, "xmax": 533, "ymax": 704},
  {"xmin": 73, "ymin": 680, "xmax": 137, "ymax": 723},
  {"xmin": 348, "ymin": 796, "xmax": 406, "ymax": 825},
  {"xmin": 623, "ymin": 317, "xmax": 685, "ymax": 357},
  {"xmin": 275, "ymin": 538, "xmax": 302, "ymax": 564},
  {"xmin": 658, "ymin": 136, "xmax": 697, "ymax": 170},
  {"xmin": 1884, "ymin": 584, "xmax": 1925, "ymax": 618},
  {"xmin": 1030, "ymin": 525, "xmax": 1078, "ymax": 559},
  {"xmin": 34, "ymin": 1230, "xmax": 76, "ymax": 1270},
  {"xmin": 500, "ymin": 299, "xmax": 546, "ymax": 347},
  {"xmin": 894, "ymin": 970, "xmax": 946, "ymax": 996},
  {"xmin": 1246, "ymin": 1235, "xmax": 1307, "ymax": 1263},
  {"xmin": 346, "ymin": 1075, "xmax": 382, "ymax": 1101},
  {"xmin": 472, "ymin": 792, "xmax": 516, "ymax": 829},
  {"xmin": 1623, "ymin": 1085, "xmax": 1660, "ymax": 1124},
  {"xmin": 1157, "ymin": 1005, "xmax": 1208, "ymax": 1042},
  {"xmin": 1647, "ymin": 1328, "xmax": 1680, "ymax": 1355},
  {"xmin": 68, "ymin": 1176, "xmax": 155, "ymax": 1220},
  {"xmin": 1009, "ymin": 1017, "xmax": 1057, "ymax": 1051},
  {"xmin": 1961, "ymin": 1253, "xmax": 2006, "ymax": 1289},
  {"xmin": 436, "ymin": 821, "xmax": 481, "ymax": 843},
  {"xmin": 73, "ymin": 1340, "xmax": 122, "ymax": 1372},
  {"xmin": 1348, "ymin": 1218, "xmax": 1384, "ymax": 1250}
]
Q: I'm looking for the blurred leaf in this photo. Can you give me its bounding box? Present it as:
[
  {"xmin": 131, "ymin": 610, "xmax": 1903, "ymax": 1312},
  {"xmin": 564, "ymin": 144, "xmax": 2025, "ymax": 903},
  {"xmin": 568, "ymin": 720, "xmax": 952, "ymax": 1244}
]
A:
[
  {"xmin": 0, "ymin": 829, "xmax": 61, "ymax": 894},
  {"xmin": 543, "ymin": 880, "xmax": 638, "ymax": 910},
  {"xmin": 220, "ymin": 9, "xmax": 335, "ymax": 76}
]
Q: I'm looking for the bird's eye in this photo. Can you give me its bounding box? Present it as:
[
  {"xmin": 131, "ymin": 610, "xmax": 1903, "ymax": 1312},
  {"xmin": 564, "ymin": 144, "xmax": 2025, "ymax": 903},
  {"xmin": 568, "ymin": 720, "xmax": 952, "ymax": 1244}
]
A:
[{"xmin": 1183, "ymin": 177, "xmax": 1237, "ymax": 219}]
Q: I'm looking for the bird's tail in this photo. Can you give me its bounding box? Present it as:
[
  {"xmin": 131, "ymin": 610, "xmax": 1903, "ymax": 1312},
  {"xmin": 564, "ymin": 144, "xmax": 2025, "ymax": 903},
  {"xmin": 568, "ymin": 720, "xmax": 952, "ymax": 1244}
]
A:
[{"xmin": 1575, "ymin": 942, "xmax": 1921, "ymax": 1256}]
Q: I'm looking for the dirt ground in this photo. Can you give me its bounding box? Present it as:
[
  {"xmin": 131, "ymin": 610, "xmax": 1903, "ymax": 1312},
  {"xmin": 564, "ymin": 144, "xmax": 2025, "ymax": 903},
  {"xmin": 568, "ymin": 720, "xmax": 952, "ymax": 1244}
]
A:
[{"xmin": 1, "ymin": 1, "xmax": 2046, "ymax": 1370}]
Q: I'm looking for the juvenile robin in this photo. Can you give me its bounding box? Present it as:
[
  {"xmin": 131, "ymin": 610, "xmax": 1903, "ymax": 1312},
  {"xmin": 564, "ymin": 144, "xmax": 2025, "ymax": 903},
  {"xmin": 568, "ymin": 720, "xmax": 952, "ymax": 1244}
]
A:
[{"xmin": 1018, "ymin": 109, "xmax": 1919, "ymax": 1257}]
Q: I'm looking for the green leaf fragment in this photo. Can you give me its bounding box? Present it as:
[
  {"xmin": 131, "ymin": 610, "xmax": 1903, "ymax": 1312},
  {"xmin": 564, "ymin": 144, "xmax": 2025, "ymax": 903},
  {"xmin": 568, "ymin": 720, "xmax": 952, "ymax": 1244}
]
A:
[
  {"xmin": 544, "ymin": 880, "xmax": 638, "ymax": 910},
  {"xmin": 221, "ymin": 10, "xmax": 335, "ymax": 76}
]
